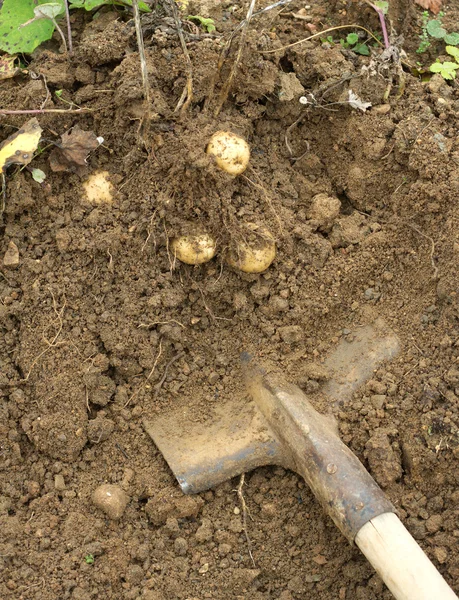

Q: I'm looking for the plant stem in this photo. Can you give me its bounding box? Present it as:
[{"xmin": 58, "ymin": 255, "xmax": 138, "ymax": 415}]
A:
[
  {"xmin": 368, "ymin": 2, "xmax": 389, "ymax": 49},
  {"xmin": 64, "ymin": 0, "xmax": 73, "ymax": 55},
  {"xmin": 52, "ymin": 17, "xmax": 68, "ymax": 54}
]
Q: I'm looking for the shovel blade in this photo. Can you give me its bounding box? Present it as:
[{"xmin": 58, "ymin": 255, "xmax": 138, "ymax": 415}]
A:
[
  {"xmin": 144, "ymin": 399, "xmax": 285, "ymax": 494},
  {"xmin": 144, "ymin": 320, "xmax": 400, "ymax": 494}
]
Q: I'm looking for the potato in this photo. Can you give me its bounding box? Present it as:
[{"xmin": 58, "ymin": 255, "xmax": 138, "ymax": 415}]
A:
[
  {"xmin": 227, "ymin": 223, "xmax": 276, "ymax": 273},
  {"xmin": 83, "ymin": 170, "xmax": 113, "ymax": 205},
  {"xmin": 206, "ymin": 131, "xmax": 250, "ymax": 176},
  {"xmin": 171, "ymin": 233, "xmax": 217, "ymax": 265}
]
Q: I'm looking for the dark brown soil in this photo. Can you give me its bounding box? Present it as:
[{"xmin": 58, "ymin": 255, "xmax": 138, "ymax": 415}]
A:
[{"xmin": 1, "ymin": 1, "xmax": 459, "ymax": 599}]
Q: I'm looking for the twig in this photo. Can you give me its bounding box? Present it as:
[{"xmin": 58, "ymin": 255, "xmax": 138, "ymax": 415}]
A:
[
  {"xmin": 64, "ymin": 0, "xmax": 73, "ymax": 55},
  {"xmin": 153, "ymin": 351, "xmax": 184, "ymax": 400},
  {"xmin": 132, "ymin": 0, "xmax": 151, "ymax": 137},
  {"xmin": 166, "ymin": 0, "xmax": 193, "ymax": 113},
  {"xmin": 138, "ymin": 319, "xmax": 185, "ymax": 329},
  {"xmin": 236, "ymin": 474, "xmax": 256, "ymax": 567},
  {"xmin": 261, "ymin": 24, "xmax": 383, "ymax": 54},
  {"xmin": 0, "ymin": 108, "xmax": 91, "ymax": 115},
  {"xmin": 214, "ymin": 0, "xmax": 257, "ymax": 117}
]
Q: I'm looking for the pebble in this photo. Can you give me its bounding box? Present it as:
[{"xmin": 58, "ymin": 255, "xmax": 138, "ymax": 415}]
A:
[
  {"xmin": 278, "ymin": 325, "xmax": 303, "ymax": 344},
  {"xmin": 433, "ymin": 546, "xmax": 448, "ymax": 564},
  {"xmin": 425, "ymin": 514, "xmax": 442, "ymax": 534},
  {"xmin": 307, "ymin": 193, "xmax": 341, "ymax": 231},
  {"xmin": 3, "ymin": 241, "xmax": 19, "ymax": 268},
  {"xmin": 54, "ymin": 474, "xmax": 66, "ymax": 491},
  {"xmin": 174, "ymin": 537, "xmax": 188, "ymax": 556},
  {"xmin": 92, "ymin": 484, "xmax": 129, "ymax": 520}
]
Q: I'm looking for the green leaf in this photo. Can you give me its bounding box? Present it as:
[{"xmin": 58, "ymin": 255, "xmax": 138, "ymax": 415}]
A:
[
  {"xmin": 346, "ymin": 33, "xmax": 359, "ymax": 45},
  {"xmin": 373, "ymin": 1, "xmax": 388, "ymax": 14},
  {"xmin": 31, "ymin": 168, "xmax": 46, "ymax": 183},
  {"xmin": 446, "ymin": 46, "xmax": 459, "ymax": 61},
  {"xmin": 444, "ymin": 33, "xmax": 459, "ymax": 46},
  {"xmin": 83, "ymin": 0, "xmax": 108, "ymax": 9},
  {"xmin": 426, "ymin": 20, "xmax": 446, "ymax": 40},
  {"xmin": 187, "ymin": 15, "xmax": 216, "ymax": 33},
  {"xmin": 354, "ymin": 43, "xmax": 370, "ymax": 56},
  {"xmin": 69, "ymin": 0, "xmax": 85, "ymax": 6},
  {"xmin": 0, "ymin": 0, "xmax": 64, "ymax": 54},
  {"xmin": 429, "ymin": 61, "xmax": 459, "ymax": 80},
  {"xmin": 34, "ymin": 3, "xmax": 64, "ymax": 19}
]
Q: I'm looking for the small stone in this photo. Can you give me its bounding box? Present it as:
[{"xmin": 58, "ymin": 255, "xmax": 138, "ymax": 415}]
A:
[
  {"xmin": 198, "ymin": 563, "xmax": 209, "ymax": 574},
  {"xmin": 372, "ymin": 104, "xmax": 391, "ymax": 114},
  {"xmin": 92, "ymin": 484, "xmax": 129, "ymax": 520},
  {"xmin": 195, "ymin": 518, "xmax": 213, "ymax": 543},
  {"xmin": 87, "ymin": 415, "xmax": 115, "ymax": 443},
  {"xmin": 307, "ymin": 194, "xmax": 341, "ymax": 232},
  {"xmin": 425, "ymin": 514, "xmax": 442, "ymax": 534},
  {"xmin": 208, "ymin": 372, "xmax": 219, "ymax": 385},
  {"xmin": 218, "ymin": 543, "xmax": 231, "ymax": 556},
  {"xmin": 278, "ymin": 325, "xmax": 303, "ymax": 344},
  {"xmin": 278, "ymin": 72, "xmax": 304, "ymax": 102},
  {"xmin": 174, "ymin": 537, "xmax": 188, "ymax": 556},
  {"xmin": 233, "ymin": 507, "xmax": 240, "ymax": 515},
  {"xmin": 3, "ymin": 241, "xmax": 19, "ymax": 268},
  {"xmin": 433, "ymin": 546, "xmax": 448, "ymax": 564},
  {"xmin": 370, "ymin": 395, "xmax": 386, "ymax": 410},
  {"xmin": 126, "ymin": 564, "xmax": 144, "ymax": 584},
  {"xmin": 54, "ymin": 474, "xmax": 66, "ymax": 491}
]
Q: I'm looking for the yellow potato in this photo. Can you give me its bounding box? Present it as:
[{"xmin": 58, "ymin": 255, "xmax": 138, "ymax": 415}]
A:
[
  {"xmin": 171, "ymin": 234, "xmax": 217, "ymax": 265},
  {"xmin": 227, "ymin": 223, "xmax": 276, "ymax": 273},
  {"xmin": 206, "ymin": 131, "xmax": 250, "ymax": 176},
  {"xmin": 83, "ymin": 171, "xmax": 113, "ymax": 205}
]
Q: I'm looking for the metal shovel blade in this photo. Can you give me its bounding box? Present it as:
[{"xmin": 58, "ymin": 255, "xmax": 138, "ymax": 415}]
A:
[{"xmin": 144, "ymin": 321, "xmax": 400, "ymax": 494}]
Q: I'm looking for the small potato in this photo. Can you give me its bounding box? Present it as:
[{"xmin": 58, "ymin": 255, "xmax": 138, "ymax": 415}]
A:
[
  {"xmin": 206, "ymin": 131, "xmax": 250, "ymax": 176},
  {"xmin": 83, "ymin": 170, "xmax": 113, "ymax": 205},
  {"xmin": 171, "ymin": 234, "xmax": 217, "ymax": 265},
  {"xmin": 227, "ymin": 223, "xmax": 276, "ymax": 273}
]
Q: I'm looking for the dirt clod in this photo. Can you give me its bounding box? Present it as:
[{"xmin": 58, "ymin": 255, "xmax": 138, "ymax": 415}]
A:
[{"xmin": 92, "ymin": 484, "xmax": 129, "ymax": 520}]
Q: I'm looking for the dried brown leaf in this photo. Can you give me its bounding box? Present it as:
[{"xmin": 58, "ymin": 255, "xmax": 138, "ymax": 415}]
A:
[
  {"xmin": 49, "ymin": 126, "xmax": 101, "ymax": 176},
  {"xmin": 413, "ymin": 0, "xmax": 442, "ymax": 15},
  {"xmin": 0, "ymin": 55, "xmax": 21, "ymax": 81}
]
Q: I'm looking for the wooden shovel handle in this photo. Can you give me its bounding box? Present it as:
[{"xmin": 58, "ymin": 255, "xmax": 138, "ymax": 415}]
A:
[{"xmin": 356, "ymin": 512, "xmax": 457, "ymax": 600}]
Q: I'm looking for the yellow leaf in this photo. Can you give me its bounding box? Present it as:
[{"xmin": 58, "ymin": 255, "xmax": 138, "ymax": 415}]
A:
[
  {"xmin": 0, "ymin": 55, "xmax": 21, "ymax": 81},
  {"xmin": 0, "ymin": 118, "xmax": 42, "ymax": 172}
]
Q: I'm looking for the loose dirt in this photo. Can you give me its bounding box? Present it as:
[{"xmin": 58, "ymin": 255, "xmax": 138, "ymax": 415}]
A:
[{"xmin": 1, "ymin": 0, "xmax": 459, "ymax": 599}]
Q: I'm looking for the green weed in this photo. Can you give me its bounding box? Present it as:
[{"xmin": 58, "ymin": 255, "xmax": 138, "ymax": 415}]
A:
[
  {"xmin": 429, "ymin": 45, "xmax": 459, "ymax": 80},
  {"xmin": 417, "ymin": 11, "xmax": 459, "ymax": 54}
]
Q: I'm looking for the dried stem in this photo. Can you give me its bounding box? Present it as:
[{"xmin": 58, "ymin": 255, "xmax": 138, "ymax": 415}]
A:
[
  {"xmin": 132, "ymin": 0, "xmax": 151, "ymax": 136},
  {"xmin": 214, "ymin": 0, "xmax": 257, "ymax": 117},
  {"xmin": 167, "ymin": 0, "xmax": 193, "ymax": 113},
  {"xmin": 262, "ymin": 24, "xmax": 383, "ymax": 54},
  {"xmin": 0, "ymin": 108, "xmax": 91, "ymax": 115}
]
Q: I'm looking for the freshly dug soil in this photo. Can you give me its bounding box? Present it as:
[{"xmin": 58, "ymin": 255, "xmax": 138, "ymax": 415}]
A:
[{"xmin": 1, "ymin": 0, "xmax": 459, "ymax": 599}]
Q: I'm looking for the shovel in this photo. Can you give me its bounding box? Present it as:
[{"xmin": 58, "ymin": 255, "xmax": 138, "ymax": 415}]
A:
[{"xmin": 144, "ymin": 321, "xmax": 457, "ymax": 600}]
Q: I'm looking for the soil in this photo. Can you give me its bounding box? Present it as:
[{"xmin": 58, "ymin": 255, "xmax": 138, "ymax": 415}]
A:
[{"xmin": 1, "ymin": 0, "xmax": 459, "ymax": 599}]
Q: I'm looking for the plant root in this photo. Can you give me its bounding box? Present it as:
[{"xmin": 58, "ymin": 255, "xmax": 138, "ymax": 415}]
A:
[{"xmin": 236, "ymin": 474, "xmax": 256, "ymax": 567}]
